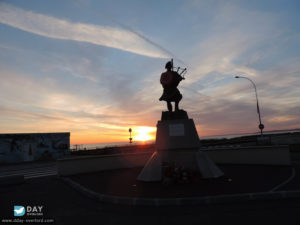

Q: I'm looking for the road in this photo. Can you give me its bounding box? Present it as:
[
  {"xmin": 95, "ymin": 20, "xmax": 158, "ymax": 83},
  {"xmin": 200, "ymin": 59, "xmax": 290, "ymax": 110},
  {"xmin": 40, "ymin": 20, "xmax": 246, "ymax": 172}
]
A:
[
  {"xmin": 0, "ymin": 161, "xmax": 57, "ymax": 180},
  {"xmin": 1, "ymin": 157, "xmax": 300, "ymax": 225},
  {"xmin": 0, "ymin": 175, "xmax": 300, "ymax": 224}
]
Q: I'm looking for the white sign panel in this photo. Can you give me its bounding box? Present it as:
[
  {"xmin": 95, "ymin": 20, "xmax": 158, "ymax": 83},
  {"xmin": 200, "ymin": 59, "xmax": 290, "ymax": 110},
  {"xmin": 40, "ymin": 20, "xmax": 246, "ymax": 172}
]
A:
[{"xmin": 169, "ymin": 124, "xmax": 185, "ymax": 136}]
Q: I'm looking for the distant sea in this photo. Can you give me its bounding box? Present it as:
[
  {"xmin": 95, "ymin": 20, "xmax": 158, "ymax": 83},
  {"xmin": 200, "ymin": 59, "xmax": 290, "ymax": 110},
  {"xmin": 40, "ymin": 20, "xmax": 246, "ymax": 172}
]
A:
[
  {"xmin": 70, "ymin": 128, "xmax": 300, "ymax": 150},
  {"xmin": 70, "ymin": 141, "xmax": 154, "ymax": 150}
]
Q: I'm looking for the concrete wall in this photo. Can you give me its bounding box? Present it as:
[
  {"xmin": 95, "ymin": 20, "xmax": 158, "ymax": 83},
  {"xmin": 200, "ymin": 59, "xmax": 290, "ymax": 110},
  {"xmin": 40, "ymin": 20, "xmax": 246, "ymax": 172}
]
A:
[
  {"xmin": 0, "ymin": 133, "xmax": 70, "ymax": 164},
  {"xmin": 205, "ymin": 145, "xmax": 290, "ymax": 165},
  {"xmin": 57, "ymin": 152, "xmax": 152, "ymax": 176},
  {"xmin": 270, "ymin": 132, "xmax": 300, "ymax": 145},
  {"xmin": 57, "ymin": 146, "xmax": 290, "ymax": 176}
]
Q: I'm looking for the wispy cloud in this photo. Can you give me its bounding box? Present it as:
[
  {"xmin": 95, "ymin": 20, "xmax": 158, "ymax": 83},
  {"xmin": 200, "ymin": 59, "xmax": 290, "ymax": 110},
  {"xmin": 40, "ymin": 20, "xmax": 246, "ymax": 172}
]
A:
[
  {"xmin": 0, "ymin": 66, "xmax": 158, "ymax": 142},
  {"xmin": 0, "ymin": 1, "xmax": 299, "ymax": 142},
  {"xmin": 176, "ymin": 2, "xmax": 300, "ymax": 134},
  {"xmin": 0, "ymin": 3, "xmax": 169, "ymax": 58}
]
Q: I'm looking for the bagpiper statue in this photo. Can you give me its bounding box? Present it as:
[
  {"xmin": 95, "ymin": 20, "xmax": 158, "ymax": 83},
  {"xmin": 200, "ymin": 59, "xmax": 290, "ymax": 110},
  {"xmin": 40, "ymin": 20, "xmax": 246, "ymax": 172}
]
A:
[{"xmin": 159, "ymin": 59, "xmax": 186, "ymax": 112}]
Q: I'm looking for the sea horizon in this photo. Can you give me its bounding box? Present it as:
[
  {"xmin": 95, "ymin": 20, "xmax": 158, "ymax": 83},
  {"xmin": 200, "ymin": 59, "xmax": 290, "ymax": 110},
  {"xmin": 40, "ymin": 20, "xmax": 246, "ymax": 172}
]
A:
[{"xmin": 70, "ymin": 128, "xmax": 300, "ymax": 150}]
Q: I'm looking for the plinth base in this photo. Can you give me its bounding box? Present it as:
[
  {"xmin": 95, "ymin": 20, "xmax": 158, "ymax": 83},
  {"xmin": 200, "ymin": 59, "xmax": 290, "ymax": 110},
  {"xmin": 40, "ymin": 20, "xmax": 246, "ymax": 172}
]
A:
[
  {"xmin": 137, "ymin": 149, "xmax": 223, "ymax": 182},
  {"xmin": 137, "ymin": 110, "xmax": 223, "ymax": 182}
]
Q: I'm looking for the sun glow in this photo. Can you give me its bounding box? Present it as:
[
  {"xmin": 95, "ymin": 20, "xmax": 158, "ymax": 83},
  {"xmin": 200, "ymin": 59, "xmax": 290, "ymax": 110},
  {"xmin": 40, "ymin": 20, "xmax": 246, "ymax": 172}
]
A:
[{"xmin": 133, "ymin": 126, "xmax": 156, "ymax": 142}]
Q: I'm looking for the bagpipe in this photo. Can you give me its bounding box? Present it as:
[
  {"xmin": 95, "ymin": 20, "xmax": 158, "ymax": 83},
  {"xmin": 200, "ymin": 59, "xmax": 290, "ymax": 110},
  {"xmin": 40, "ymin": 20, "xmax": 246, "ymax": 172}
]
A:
[
  {"xmin": 172, "ymin": 59, "xmax": 187, "ymax": 78},
  {"xmin": 160, "ymin": 59, "xmax": 187, "ymax": 87}
]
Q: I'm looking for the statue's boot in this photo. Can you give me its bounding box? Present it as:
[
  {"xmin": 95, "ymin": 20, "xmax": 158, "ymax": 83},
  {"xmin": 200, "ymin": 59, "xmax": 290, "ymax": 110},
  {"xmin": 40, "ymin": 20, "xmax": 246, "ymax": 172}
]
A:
[
  {"xmin": 167, "ymin": 101, "xmax": 172, "ymax": 112},
  {"xmin": 175, "ymin": 101, "xmax": 180, "ymax": 111}
]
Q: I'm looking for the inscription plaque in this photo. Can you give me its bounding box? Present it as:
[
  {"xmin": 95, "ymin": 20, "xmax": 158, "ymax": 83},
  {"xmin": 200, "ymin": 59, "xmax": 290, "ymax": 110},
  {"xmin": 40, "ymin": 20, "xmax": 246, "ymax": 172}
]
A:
[{"xmin": 169, "ymin": 124, "xmax": 184, "ymax": 136}]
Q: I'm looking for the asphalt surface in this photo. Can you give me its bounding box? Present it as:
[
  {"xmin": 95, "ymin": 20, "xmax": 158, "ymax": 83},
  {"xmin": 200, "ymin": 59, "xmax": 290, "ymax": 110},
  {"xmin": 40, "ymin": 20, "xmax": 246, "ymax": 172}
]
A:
[
  {"xmin": 0, "ymin": 168, "xmax": 300, "ymax": 224},
  {"xmin": 1, "ymin": 156, "xmax": 300, "ymax": 225},
  {"xmin": 0, "ymin": 162, "xmax": 57, "ymax": 180},
  {"xmin": 69, "ymin": 164, "xmax": 295, "ymax": 198},
  {"xmin": 1, "ymin": 175, "xmax": 300, "ymax": 225}
]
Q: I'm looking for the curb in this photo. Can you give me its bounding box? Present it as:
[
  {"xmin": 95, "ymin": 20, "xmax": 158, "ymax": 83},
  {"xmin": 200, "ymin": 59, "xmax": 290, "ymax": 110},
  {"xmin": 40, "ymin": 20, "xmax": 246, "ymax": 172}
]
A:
[{"xmin": 60, "ymin": 177, "xmax": 300, "ymax": 206}]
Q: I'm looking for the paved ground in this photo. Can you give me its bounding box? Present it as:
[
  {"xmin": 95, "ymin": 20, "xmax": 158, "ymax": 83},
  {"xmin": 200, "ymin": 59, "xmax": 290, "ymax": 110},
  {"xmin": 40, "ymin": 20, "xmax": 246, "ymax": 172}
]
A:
[
  {"xmin": 0, "ymin": 161, "xmax": 57, "ymax": 179},
  {"xmin": 69, "ymin": 164, "xmax": 295, "ymax": 198},
  {"xmin": 1, "ymin": 175, "xmax": 300, "ymax": 225},
  {"xmin": 1, "ymin": 156, "xmax": 300, "ymax": 224}
]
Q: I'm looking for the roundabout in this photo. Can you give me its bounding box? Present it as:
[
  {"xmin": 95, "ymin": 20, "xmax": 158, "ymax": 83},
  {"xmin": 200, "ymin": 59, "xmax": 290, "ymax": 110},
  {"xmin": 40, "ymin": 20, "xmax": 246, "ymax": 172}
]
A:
[{"xmin": 61, "ymin": 164, "xmax": 300, "ymax": 206}]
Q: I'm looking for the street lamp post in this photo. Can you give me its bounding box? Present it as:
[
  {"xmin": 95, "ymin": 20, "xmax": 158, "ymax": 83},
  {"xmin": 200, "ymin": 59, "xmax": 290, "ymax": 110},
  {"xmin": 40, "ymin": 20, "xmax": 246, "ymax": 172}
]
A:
[
  {"xmin": 235, "ymin": 76, "xmax": 264, "ymax": 135},
  {"xmin": 129, "ymin": 128, "xmax": 133, "ymax": 143}
]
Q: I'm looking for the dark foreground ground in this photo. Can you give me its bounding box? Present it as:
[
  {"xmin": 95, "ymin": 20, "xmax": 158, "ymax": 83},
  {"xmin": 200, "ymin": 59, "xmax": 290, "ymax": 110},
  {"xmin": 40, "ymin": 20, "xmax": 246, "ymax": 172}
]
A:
[
  {"xmin": 1, "ymin": 175, "xmax": 300, "ymax": 225},
  {"xmin": 1, "ymin": 162, "xmax": 300, "ymax": 225},
  {"xmin": 70, "ymin": 164, "xmax": 298, "ymax": 198}
]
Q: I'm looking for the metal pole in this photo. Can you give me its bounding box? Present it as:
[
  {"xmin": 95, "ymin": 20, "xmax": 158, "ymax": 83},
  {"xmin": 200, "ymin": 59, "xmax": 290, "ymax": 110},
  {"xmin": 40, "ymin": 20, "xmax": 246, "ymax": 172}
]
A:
[
  {"xmin": 235, "ymin": 76, "xmax": 264, "ymax": 135},
  {"xmin": 129, "ymin": 128, "xmax": 132, "ymax": 143}
]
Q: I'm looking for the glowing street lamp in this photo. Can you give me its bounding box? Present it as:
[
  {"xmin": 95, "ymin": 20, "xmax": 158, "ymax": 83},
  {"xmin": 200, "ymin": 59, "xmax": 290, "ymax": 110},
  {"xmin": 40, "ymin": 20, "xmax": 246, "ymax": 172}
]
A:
[{"xmin": 235, "ymin": 76, "xmax": 264, "ymax": 135}]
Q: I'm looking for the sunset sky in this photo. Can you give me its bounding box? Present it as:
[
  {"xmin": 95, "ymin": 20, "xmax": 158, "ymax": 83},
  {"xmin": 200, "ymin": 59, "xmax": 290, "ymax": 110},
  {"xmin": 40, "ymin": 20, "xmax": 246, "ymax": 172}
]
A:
[{"xmin": 0, "ymin": 0, "xmax": 299, "ymax": 144}]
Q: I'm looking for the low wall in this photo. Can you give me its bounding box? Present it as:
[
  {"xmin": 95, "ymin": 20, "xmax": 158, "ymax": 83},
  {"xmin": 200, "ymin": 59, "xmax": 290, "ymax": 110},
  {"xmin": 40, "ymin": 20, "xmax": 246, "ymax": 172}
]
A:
[
  {"xmin": 205, "ymin": 145, "xmax": 290, "ymax": 165},
  {"xmin": 57, "ymin": 146, "xmax": 290, "ymax": 176},
  {"xmin": 271, "ymin": 132, "xmax": 300, "ymax": 145},
  {"xmin": 57, "ymin": 152, "xmax": 152, "ymax": 176}
]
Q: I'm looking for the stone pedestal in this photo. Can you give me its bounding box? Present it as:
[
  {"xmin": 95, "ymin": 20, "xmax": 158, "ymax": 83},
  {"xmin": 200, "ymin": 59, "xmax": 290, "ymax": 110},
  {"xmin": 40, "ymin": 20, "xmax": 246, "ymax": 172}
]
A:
[
  {"xmin": 137, "ymin": 110, "xmax": 223, "ymax": 182},
  {"xmin": 156, "ymin": 119, "xmax": 200, "ymax": 150}
]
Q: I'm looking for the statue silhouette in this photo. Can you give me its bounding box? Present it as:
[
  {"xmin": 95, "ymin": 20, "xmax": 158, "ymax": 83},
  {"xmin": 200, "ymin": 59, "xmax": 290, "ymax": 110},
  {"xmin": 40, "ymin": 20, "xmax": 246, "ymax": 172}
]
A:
[{"xmin": 159, "ymin": 61, "xmax": 184, "ymax": 112}]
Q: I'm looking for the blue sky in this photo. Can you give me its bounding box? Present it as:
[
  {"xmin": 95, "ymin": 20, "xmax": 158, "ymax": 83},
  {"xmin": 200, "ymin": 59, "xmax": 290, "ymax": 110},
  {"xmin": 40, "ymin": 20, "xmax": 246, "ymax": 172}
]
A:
[{"xmin": 0, "ymin": 0, "xmax": 299, "ymax": 144}]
